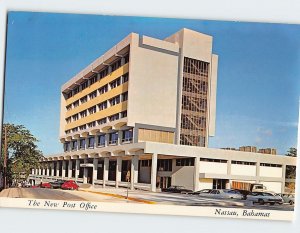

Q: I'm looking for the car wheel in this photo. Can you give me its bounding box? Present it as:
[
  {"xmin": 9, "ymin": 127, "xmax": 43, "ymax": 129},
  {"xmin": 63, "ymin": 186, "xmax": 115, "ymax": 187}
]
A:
[
  {"xmin": 270, "ymin": 202, "xmax": 275, "ymax": 206},
  {"xmin": 289, "ymin": 201, "xmax": 294, "ymax": 205},
  {"xmin": 258, "ymin": 199, "xmax": 265, "ymax": 205}
]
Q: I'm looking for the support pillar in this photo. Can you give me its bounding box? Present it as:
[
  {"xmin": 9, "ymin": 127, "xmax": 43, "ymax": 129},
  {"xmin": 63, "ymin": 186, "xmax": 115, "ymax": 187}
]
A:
[
  {"xmin": 255, "ymin": 162, "xmax": 260, "ymax": 183},
  {"xmin": 68, "ymin": 159, "xmax": 73, "ymax": 178},
  {"xmin": 75, "ymin": 159, "xmax": 80, "ymax": 181},
  {"xmin": 281, "ymin": 164, "xmax": 286, "ymax": 193},
  {"xmin": 193, "ymin": 157, "xmax": 200, "ymax": 192},
  {"xmin": 56, "ymin": 161, "xmax": 60, "ymax": 178},
  {"xmin": 226, "ymin": 159, "xmax": 231, "ymax": 189},
  {"xmin": 83, "ymin": 159, "xmax": 88, "ymax": 184},
  {"xmin": 62, "ymin": 160, "xmax": 66, "ymax": 179},
  {"xmin": 103, "ymin": 158, "xmax": 109, "ymax": 188},
  {"xmin": 151, "ymin": 154, "xmax": 158, "ymax": 192},
  {"xmin": 116, "ymin": 157, "xmax": 122, "ymax": 188},
  {"xmin": 131, "ymin": 155, "xmax": 139, "ymax": 190},
  {"xmin": 38, "ymin": 167, "xmax": 41, "ymax": 176},
  {"xmin": 46, "ymin": 163, "xmax": 50, "ymax": 176},
  {"xmin": 93, "ymin": 158, "xmax": 98, "ymax": 185},
  {"xmin": 51, "ymin": 162, "xmax": 55, "ymax": 177}
]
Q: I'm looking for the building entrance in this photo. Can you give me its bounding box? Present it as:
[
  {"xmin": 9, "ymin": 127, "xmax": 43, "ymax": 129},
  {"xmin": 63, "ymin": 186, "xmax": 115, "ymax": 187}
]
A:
[
  {"xmin": 213, "ymin": 179, "xmax": 228, "ymax": 189},
  {"xmin": 158, "ymin": 177, "xmax": 171, "ymax": 189}
]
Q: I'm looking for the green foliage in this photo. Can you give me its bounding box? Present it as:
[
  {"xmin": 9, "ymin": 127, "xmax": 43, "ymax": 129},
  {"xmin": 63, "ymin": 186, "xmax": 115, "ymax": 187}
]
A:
[
  {"xmin": 1, "ymin": 123, "xmax": 44, "ymax": 184},
  {"xmin": 285, "ymin": 147, "xmax": 297, "ymax": 180}
]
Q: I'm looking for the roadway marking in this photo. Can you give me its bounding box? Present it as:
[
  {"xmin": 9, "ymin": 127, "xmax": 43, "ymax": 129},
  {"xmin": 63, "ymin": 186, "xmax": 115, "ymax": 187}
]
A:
[{"xmin": 80, "ymin": 189, "xmax": 156, "ymax": 204}]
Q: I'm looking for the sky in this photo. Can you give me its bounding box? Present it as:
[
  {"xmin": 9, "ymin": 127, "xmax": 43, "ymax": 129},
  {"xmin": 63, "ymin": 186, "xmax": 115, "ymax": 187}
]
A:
[{"xmin": 3, "ymin": 12, "xmax": 300, "ymax": 155}]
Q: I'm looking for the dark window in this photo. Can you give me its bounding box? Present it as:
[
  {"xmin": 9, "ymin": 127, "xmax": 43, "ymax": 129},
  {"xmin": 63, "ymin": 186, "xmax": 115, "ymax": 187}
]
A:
[
  {"xmin": 88, "ymin": 137, "xmax": 95, "ymax": 148},
  {"xmin": 176, "ymin": 158, "xmax": 195, "ymax": 166},
  {"xmin": 122, "ymin": 129, "xmax": 133, "ymax": 143},
  {"xmin": 157, "ymin": 159, "xmax": 172, "ymax": 171},
  {"xmin": 71, "ymin": 140, "xmax": 77, "ymax": 150},
  {"xmin": 109, "ymin": 132, "xmax": 118, "ymax": 145},
  {"xmin": 79, "ymin": 139, "xmax": 85, "ymax": 149},
  {"xmin": 97, "ymin": 134, "xmax": 106, "ymax": 147}
]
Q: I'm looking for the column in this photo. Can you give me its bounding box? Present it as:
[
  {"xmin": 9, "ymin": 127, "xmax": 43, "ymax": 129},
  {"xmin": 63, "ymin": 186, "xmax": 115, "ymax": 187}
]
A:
[
  {"xmin": 93, "ymin": 158, "xmax": 98, "ymax": 185},
  {"xmin": 281, "ymin": 164, "xmax": 286, "ymax": 193},
  {"xmin": 255, "ymin": 162, "xmax": 260, "ymax": 183},
  {"xmin": 68, "ymin": 159, "xmax": 73, "ymax": 178},
  {"xmin": 105, "ymin": 133, "xmax": 109, "ymax": 147},
  {"xmin": 35, "ymin": 168, "xmax": 38, "ymax": 176},
  {"xmin": 51, "ymin": 162, "xmax": 55, "ymax": 176},
  {"xmin": 75, "ymin": 159, "xmax": 80, "ymax": 181},
  {"xmin": 62, "ymin": 160, "xmax": 66, "ymax": 179},
  {"xmin": 193, "ymin": 157, "xmax": 200, "ymax": 192},
  {"xmin": 226, "ymin": 159, "xmax": 231, "ymax": 189},
  {"xmin": 118, "ymin": 130, "xmax": 123, "ymax": 145},
  {"xmin": 103, "ymin": 158, "xmax": 109, "ymax": 188},
  {"xmin": 83, "ymin": 159, "xmax": 88, "ymax": 183},
  {"xmin": 31, "ymin": 168, "xmax": 35, "ymax": 175},
  {"xmin": 116, "ymin": 157, "xmax": 122, "ymax": 188},
  {"xmin": 38, "ymin": 167, "xmax": 41, "ymax": 176},
  {"xmin": 56, "ymin": 161, "xmax": 60, "ymax": 178},
  {"xmin": 46, "ymin": 163, "xmax": 50, "ymax": 176},
  {"xmin": 151, "ymin": 154, "xmax": 158, "ymax": 192},
  {"xmin": 131, "ymin": 155, "xmax": 139, "ymax": 190}
]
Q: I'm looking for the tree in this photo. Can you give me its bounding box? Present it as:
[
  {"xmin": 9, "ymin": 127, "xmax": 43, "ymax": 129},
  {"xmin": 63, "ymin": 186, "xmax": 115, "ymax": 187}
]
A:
[
  {"xmin": 285, "ymin": 147, "xmax": 297, "ymax": 157},
  {"xmin": 284, "ymin": 147, "xmax": 297, "ymax": 193},
  {"xmin": 1, "ymin": 123, "xmax": 44, "ymax": 186}
]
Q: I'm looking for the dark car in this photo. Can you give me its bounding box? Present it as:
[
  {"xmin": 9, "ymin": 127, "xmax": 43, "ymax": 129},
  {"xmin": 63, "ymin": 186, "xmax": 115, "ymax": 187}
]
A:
[
  {"xmin": 161, "ymin": 185, "xmax": 193, "ymax": 194},
  {"xmin": 50, "ymin": 180, "xmax": 65, "ymax": 189}
]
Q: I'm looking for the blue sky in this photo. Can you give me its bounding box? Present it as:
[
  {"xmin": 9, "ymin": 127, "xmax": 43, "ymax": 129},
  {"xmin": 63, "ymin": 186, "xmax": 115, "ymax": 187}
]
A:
[{"xmin": 4, "ymin": 12, "xmax": 300, "ymax": 155}]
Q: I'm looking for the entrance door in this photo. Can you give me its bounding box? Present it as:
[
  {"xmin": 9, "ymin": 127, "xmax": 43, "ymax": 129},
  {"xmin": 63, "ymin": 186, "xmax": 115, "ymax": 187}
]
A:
[
  {"xmin": 213, "ymin": 179, "xmax": 227, "ymax": 189},
  {"xmin": 108, "ymin": 161, "xmax": 116, "ymax": 181},
  {"xmin": 87, "ymin": 168, "xmax": 93, "ymax": 184},
  {"xmin": 159, "ymin": 177, "xmax": 172, "ymax": 189}
]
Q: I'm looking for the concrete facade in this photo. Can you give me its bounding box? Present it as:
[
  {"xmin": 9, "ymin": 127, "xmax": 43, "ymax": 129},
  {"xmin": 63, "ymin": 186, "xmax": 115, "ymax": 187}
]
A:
[{"xmin": 31, "ymin": 28, "xmax": 297, "ymax": 194}]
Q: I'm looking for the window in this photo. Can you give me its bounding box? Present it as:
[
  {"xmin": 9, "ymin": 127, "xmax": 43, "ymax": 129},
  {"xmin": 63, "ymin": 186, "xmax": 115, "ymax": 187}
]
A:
[
  {"xmin": 123, "ymin": 73, "xmax": 129, "ymax": 83},
  {"xmin": 66, "ymin": 91, "xmax": 72, "ymax": 99},
  {"xmin": 157, "ymin": 159, "xmax": 172, "ymax": 171},
  {"xmin": 121, "ymin": 111, "xmax": 127, "ymax": 118},
  {"xmin": 80, "ymin": 110, "xmax": 87, "ymax": 118},
  {"xmin": 88, "ymin": 137, "xmax": 95, "ymax": 148},
  {"xmin": 109, "ymin": 132, "xmax": 118, "ymax": 145},
  {"xmin": 176, "ymin": 158, "xmax": 195, "ymax": 166},
  {"xmin": 97, "ymin": 117, "xmax": 107, "ymax": 125},
  {"xmin": 80, "ymin": 96, "xmax": 88, "ymax": 104},
  {"xmin": 124, "ymin": 53, "xmax": 129, "ymax": 64},
  {"xmin": 73, "ymin": 100, "xmax": 79, "ymax": 108},
  {"xmin": 88, "ymin": 121, "xmax": 96, "ymax": 128},
  {"xmin": 64, "ymin": 142, "xmax": 70, "ymax": 152},
  {"xmin": 99, "ymin": 67, "xmax": 108, "ymax": 79},
  {"xmin": 200, "ymin": 158, "xmax": 227, "ymax": 163},
  {"xmin": 72, "ymin": 127, "xmax": 78, "ymax": 133},
  {"xmin": 99, "ymin": 84, "xmax": 108, "ymax": 95},
  {"xmin": 122, "ymin": 129, "xmax": 133, "ymax": 143},
  {"xmin": 66, "ymin": 104, "xmax": 72, "ymax": 111},
  {"xmin": 98, "ymin": 101, "xmax": 107, "ymax": 111},
  {"xmin": 89, "ymin": 91, "xmax": 97, "ymax": 99},
  {"xmin": 71, "ymin": 140, "xmax": 77, "ymax": 151},
  {"xmin": 65, "ymin": 130, "xmax": 71, "ymax": 134},
  {"xmin": 72, "ymin": 114, "xmax": 79, "ymax": 121},
  {"xmin": 73, "ymin": 86, "xmax": 80, "ymax": 95},
  {"xmin": 66, "ymin": 117, "xmax": 71, "ymax": 124},
  {"xmin": 89, "ymin": 75, "xmax": 98, "ymax": 85},
  {"xmin": 79, "ymin": 124, "xmax": 86, "ymax": 130},
  {"xmin": 81, "ymin": 81, "xmax": 88, "ymax": 90},
  {"xmin": 79, "ymin": 139, "xmax": 85, "ymax": 149},
  {"xmin": 110, "ymin": 77, "xmax": 121, "ymax": 89},
  {"xmin": 111, "ymin": 59, "xmax": 122, "ymax": 72},
  {"xmin": 121, "ymin": 92, "xmax": 128, "ymax": 101},
  {"xmin": 140, "ymin": 160, "xmax": 151, "ymax": 167},
  {"xmin": 260, "ymin": 163, "xmax": 282, "ymax": 168},
  {"xmin": 232, "ymin": 161, "xmax": 256, "ymax": 166},
  {"xmin": 88, "ymin": 106, "xmax": 97, "ymax": 115},
  {"xmin": 97, "ymin": 134, "xmax": 106, "ymax": 147},
  {"xmin": 109, "ymin": 95, "xmax": 120, "ymax": 106},
  {"xmin": 108, "ymin": 113, "xmax": 120, "ymax": 122}
]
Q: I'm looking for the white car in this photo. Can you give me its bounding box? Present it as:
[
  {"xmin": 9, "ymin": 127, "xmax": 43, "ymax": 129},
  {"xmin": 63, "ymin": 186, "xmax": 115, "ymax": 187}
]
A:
[
  {"xmin": 247, "ymin": 192, "xmax": 283, "ymax": 205},
  {"xmin": 275, "ymin": 193, "xmax": 295, "ymax": 205},
  {"xmin": 198, "ymin": 189, "xmax": 243, "ymax": 199}
]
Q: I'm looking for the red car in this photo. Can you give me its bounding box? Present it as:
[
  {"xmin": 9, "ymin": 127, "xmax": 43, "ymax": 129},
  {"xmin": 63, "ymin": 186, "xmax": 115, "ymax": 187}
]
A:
[
  {"xmin": 40, "ymin": 182, "xmax": 51, "ymax": 188},
  {"xmin": 61, "ymin": 180, "xmax": 79, "ymax": 190}
]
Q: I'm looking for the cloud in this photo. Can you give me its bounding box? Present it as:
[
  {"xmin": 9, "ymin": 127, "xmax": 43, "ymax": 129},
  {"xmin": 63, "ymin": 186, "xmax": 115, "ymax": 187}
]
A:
[{"xmin": 257, "ymin": 127, "xmax": 272, "ymax": 136}]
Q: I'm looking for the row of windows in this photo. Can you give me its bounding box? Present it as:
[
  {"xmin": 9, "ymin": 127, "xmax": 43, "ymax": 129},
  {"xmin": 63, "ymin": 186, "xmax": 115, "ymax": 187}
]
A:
[
  {"xmin": 231, "ymin": 160, "xmax": 256, "ymax": 166},
  {"xmin": 66, "ymin": 92, "xmax": 128, "ymax": 124},
  {"xmin": 65, "ymin": 72, "xmax": 129, "ymax": 111},
  {"xmin": 64, "ymin": 129, "xmax": 133, "ymax": 151},
  {"xmin": 66, "ymin": 54, "xmax": 129, "ymax": 100},
  {"xmin": 260, "ymin": 163, "xmax": 282, "ymax": 168},
  {"xmin": 176, "ymin": 158, "xmax": 195, "ymax": 166},
  {"xmin": 65, "ymin": 111, "xmax": 127, "ymax": 134}
]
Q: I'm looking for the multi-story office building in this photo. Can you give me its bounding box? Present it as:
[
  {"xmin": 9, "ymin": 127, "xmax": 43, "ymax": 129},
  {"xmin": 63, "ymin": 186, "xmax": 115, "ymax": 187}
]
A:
[{"xmin": 30, "ymin": 28, "xmax": 296, "ymax": 193}]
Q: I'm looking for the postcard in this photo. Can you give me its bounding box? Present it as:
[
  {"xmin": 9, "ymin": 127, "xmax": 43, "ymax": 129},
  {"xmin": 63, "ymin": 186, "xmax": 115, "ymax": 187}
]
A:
[{"xmin": 0, "ymin": 11, "xmax": 298, "ymax": 221}]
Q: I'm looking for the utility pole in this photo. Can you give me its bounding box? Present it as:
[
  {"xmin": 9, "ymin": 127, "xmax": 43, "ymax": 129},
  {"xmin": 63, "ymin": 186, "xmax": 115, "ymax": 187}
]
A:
[{"xmin": 3, "ymin": 126, "xmax": 7, "ymax": 189}]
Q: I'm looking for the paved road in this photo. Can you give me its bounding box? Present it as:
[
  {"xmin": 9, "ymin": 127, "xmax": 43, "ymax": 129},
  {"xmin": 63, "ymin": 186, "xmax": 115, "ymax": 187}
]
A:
[{"xmin": 0, "ymin": 187, "xmax": 295, "ymax": 211}]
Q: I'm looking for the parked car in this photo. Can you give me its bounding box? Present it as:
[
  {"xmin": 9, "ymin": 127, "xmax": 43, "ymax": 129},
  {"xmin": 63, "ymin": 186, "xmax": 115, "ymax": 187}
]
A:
[
  {"xmin": 247, "ymin": 192, "xmax": 283, "ymax": 205},
  {"xmin": 40, "ymin": 182, "xmax": 51, "ymax": 188},
  {"xmin": 161, "ymin": 185, "xmax": 192, "ymax": 194},
  {"xmin": 275, "ymin": 193, "xmax": 295, "ymax": 205},
  {"xmin": 188, "ymin": 189, "xmax": 212, "ymax": 195},
  {"xmin": 198, "ymin": 189, "xmax": 244, "ymax": 200},
  {"xmin": 233, "ymin": 189, "xmax": 251, "ymax": 200},
  {"xmin": 50, "ymin": 180, "xmax": 65, "ymax": 189},
  {"xmin": 61, "ymin": 180, "xmax": 79, "ymax": 190},
  {"xmin": 22, "ymin": 182, "xmax": 32, "ymax": 188}
]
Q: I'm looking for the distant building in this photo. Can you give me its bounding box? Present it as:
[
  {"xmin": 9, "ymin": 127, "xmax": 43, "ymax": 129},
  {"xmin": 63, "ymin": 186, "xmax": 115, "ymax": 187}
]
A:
[
  {"xmin": 258, "ymin": 148, "xmax": 277, "ymax": 155},
  {"xmin": 30, "ymin": 28, "xmax": 296, "ymax": 193}
]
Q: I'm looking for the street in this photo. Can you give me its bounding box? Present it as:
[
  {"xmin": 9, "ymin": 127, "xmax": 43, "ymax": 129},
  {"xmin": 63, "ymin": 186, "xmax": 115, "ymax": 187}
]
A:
[{"xmin": 0, "ymin": 187, "xmax": 294, "ymax": 211}]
